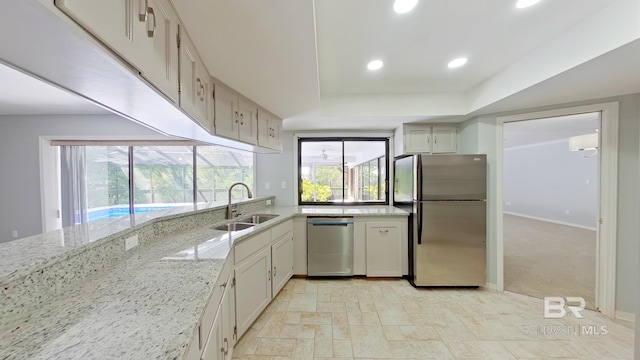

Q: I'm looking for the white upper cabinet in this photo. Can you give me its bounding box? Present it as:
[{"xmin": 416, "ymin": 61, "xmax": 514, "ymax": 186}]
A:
[
  {"xmin": 394, "ymin": 124, "xmax": 457, "ymax": 155},
  {"xmin": 431, "ymin": 126, "xmax": 457, "ymax": 153},
  {"xmin": 404, "ymin": 125, "xmax": 432, "ymax": 153},
  {"xmin": 55, "ymin": 0, "xmax": 142, "ymax": 63},
  {"xmin": 214, "ymin": 82, "xmax": 258, "ymax": 145},
  {"xmin": 213, "ymin": 82, "xmax": 239, "ymax": 139},
  {"xmin": 257, "ymin": 108, "xmax": 283, "ymax": 151},
  {"xmin": 55, "ymin": 0, "xmax": 179, "ymax": 103},
  {"xmin": 238, "ymin": 98, "xmax": 258, "ymax": 145},
  {"xmin": 55, "ymin": 0, "xmax": 282, "ymax": 152},
  {"xmin": 178, "ymin": 26, "xmax": 211, "ymax": 129},
  {"xmin": 137, "ymin": 0, "xmax": 180, "ymax": 102}
]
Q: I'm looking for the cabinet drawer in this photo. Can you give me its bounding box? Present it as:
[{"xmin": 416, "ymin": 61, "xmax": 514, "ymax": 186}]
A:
[
  {"xmin": 235, "ymin": 230, "xmax": 271, "ymax": 264},
  {"xmin": 199, "ymin": 253, "xmax": 233, "ymax": 349},
  {"xmin": 271, "ymin": 220, "xmax": 292, "ymax": 241}
]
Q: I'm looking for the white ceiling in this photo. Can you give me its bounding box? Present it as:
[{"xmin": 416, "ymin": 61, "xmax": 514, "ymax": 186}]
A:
[
  {"xmin": 315, "ymin": 0, "xmax": 617, "ymax": 95},
  {"xmin": 0, "ymin": 0, "xmax": 638, "ymax": 134},
  {"xmin": 503, "ymin": 112, "xmax": 601, "ymax": 148}
]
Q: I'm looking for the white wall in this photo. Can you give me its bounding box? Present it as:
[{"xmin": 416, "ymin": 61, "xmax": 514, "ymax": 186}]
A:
[
  {"xmin": 256, "ymin": 131, "xmax": 296, "ymax": 205},
  {"xmin": 461, "ymin": 93, "xmax": 640, "ymax": 314},
  {"xmin": 503, "ymin": 140, "xmax": 599, "ymax": 229},
  {"xmin": 0, "ymin": 114, "xmax": 171, "ymax": 242}
]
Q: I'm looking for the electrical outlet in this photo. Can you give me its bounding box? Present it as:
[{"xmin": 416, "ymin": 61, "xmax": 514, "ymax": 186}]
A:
[
  {"xmin": 11, "ymin": 230, "xmax": 18, "ymax": 238},
  {"xmin": 565, "ymin": 209, "xmax": 570, "ymax": 215},
  {"xmin": 266, "ymin": 199, "xmax": 272, "ymax": 206},
  {"xmin": 265, "ymin": 182, "xmax": 270, "ymax": 190},
  {"xmin": 281, "ymin": 181, "xmax": 286, "ymax": 189},
  {"xmin": 125, "ymin": 235, "xmax": 139, "ymax": 251},
  {"xmin": 505, "ymin": 201, "xmax": 512, "ymax": 207},
  {"xmin": 585, "ymin": 179, "xmax": 591, "ymax": 185}
]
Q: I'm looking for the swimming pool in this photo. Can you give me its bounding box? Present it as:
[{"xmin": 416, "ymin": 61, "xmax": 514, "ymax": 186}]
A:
[{"xmin": 86, "ymin": 205, "xmax": 183, "ymax": 222}]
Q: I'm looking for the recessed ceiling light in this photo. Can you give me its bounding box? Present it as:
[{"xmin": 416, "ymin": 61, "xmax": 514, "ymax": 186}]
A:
[
  {"xmin": 367, "ymin": 60, "xmax": 384, "ymax": 71},
  {"xmin": 516, "ymin": 0, "xmax": 541, "ymax": 9},
  {"xmin": 447, "ymin": 57, "xmax": 468, "ymax": 68},
  {"xmin": 394, "ymin": 0, "xmax": 418, "ymax": 14}
]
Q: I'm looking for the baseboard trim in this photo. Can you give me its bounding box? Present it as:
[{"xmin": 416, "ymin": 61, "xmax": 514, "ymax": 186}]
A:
[
  {"xmin": 614, "ymin": 310, "xmax": 636, "ymax": 323},
  {"xmin": 482, "ymin": 282, "xmax": 499, "ymax": 291},
  {"xmin": 504, "ymin": 211, "xmax": 597, "ymax": 231}
]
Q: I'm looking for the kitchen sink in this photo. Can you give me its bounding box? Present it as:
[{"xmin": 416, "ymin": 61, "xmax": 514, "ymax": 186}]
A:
[
  {"xmin": 239, "ymin": 214, "xmax": 279, "ymax": 224},
  {"xmin": 213, "ymin": 222, "xmax": 255, "ymax": 231}
]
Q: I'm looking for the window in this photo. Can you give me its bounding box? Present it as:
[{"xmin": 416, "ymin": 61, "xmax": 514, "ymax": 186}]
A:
[
  {"xmin": 298, "ymin": 138, "xmax": 388, "ymax": 205},
  {"xmin": 196, "ymin": 146, "xmax": 254, "ymax": 203},
  {"xmin": 132, "ymin": 146, "xmax": 195, "ymax": 212},
  {"xmin": 60, "ymin": 145, "xmax": 254, "ymax": 225}
]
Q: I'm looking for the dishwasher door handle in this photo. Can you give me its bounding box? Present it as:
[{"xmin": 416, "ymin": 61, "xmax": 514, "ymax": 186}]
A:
[{"xmin": 308, "ymin": 222, "xmax": 353, "ymax": 226}]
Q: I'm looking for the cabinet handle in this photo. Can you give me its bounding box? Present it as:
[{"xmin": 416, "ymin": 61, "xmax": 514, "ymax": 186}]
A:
[
  {"xmin": 200, "ymin": 83, "xmax": 205, "ymax": 101},
  {"xmin": 273, "ymin": 266, "xmax": 277, "ymax": 277},
  {"xmin": 234, "ymin": 111, "xmax": 239, "ymax": 124},
  {"xmin": 434, "ymin": 136, "xmax": 437, "ymax": 144},
  {"xmin": 268, "ymin": 270, "xmax": 271, "ymax": 281},
  {"xmin": 220, "ymin": 281, "xmax": 227, "ymax": 289},
  {"xmin": 196, "ymin": 78, "xmax": 202, "ymax": 97},
  {"xmin": 240, "ymin": 113, "xmax": 244, "ymax": 125},
  {"xmin": 380, "ymin": 229, "xmax": 389, "ymax": 233},
  {"xmin": 146, "ymin": 6, "xmax": 156, "ymax": 38},
  {"xmin": 221, "ymin": 338, "xmax": 229, "ymax": 355},
  {"xmin": 139, "ymin": 0, "xmax": 148, "ymax": 21}
]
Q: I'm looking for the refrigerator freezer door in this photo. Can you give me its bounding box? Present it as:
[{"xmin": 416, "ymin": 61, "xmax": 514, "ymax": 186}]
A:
[
  {"xmin": 393, "ymin": 155, "xmax": 415, "ymax": 203},
  {"xmin": 414, "ymin": 201, "xmax": 486, "ymax": 286},
  {"xmin": 419, "ymin": 154, "xmax": 486, "ymax": 200}
]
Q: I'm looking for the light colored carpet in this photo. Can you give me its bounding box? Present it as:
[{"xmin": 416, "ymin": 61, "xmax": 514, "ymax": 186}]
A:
[{"xmin": 503, "ymin": 213, "xmax": 596, "ymax": 310}]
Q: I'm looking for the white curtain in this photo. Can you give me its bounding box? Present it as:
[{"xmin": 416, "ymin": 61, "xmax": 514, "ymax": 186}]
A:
[{"xmin": 60, "ymin": 146, "xmax": 88, "ymax": 226}]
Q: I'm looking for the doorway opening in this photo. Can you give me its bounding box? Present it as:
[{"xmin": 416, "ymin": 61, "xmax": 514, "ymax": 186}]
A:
[
  {"xmin": 502, "ymin": 112, "xmax": 600, "ymax": 310},
  {"xmin": 496, "ymin": 102, "xmax": 619, "ymax": 318}
]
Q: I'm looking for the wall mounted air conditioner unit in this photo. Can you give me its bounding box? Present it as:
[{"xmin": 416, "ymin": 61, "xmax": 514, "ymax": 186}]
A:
[{"xmin": 569, "ymin": 133, "xmax": 598, "ymax": 157}]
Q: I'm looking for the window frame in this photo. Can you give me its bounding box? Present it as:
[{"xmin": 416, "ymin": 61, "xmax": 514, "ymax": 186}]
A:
[{"xmin": 297, "ymin": 137, "xmax": 389, "ymax": 206}]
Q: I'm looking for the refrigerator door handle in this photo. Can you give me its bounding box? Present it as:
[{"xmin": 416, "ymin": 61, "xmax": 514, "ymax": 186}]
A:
[{"xmin": 417, "ymin": 202, "xmax": 423, "ymax": 245}]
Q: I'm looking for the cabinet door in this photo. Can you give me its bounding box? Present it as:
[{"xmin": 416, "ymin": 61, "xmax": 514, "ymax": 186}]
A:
[
  {"xmin": 268, "ymin": 117, "xmax": 283, "ymax": 151},
  {"xmin": 235, "ymin": 246, "xmax": 271, "ymax": 338},
  {"xmin": 137, "ymin": 0, "xmax": 179, "ymax": 102},
  {"xmin": 201, "ymin": 305, "xmax": 223, "ymax": 360},
  {"xmin": 366, "ymin": 222, "xmax": 402, "ymax": 277},
  {"xmin": 257, "ymin": 107, "xmax": 271, "ymax": 147},
  {"xmin": 271, "ymin": 234, "xmax": 294, "ymax": 297},
  {"xmin": 179, "ymin": 27, "xmax": 209, "ymax": 125},
  {"xmin": 432, "ymin": 126, "xmax": 457, "ymax": 153},
  {"xmin": 221, "ymin": 274, "xmax": 235, "ymax": 360},
  {"xmin": 404, "ymin": 126, "xmax": 432, "ymax": 153},
  {"xmin": 55, "ymin": 0, "xmax": 144, "ymax": 66},
  {"xmin": 238, "ymin": 98, "xmax": 258, "ymax": 145},
  {"xmin": 214, "ymin": 84, "xmax": 239, "ymax": 139}
]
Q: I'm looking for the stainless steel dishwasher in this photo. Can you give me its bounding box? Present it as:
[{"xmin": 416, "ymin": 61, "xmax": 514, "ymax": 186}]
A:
[{"xmin": 307, "ymin": 217, "xmax": 354, "ymax": 276}]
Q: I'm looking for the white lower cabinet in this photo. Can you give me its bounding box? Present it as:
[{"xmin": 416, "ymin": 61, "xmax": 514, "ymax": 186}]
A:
[
  {"xmin": 221, "ymin": 272, "xmax": 236, "ymax": 360},
  {"xmin": 366, "ymin": 221, "xmax": 403, "ymax": 277},
  {"xmin": 235, "ymin": 245, "xmax": 272, "ymax": 338},
  {"xmin": 271, "ymin": 233, "xmax": 293, "ymax": 297},
  {"xmin": 201, "ymin": 306, "xmax": 223, "ymax": 360}
]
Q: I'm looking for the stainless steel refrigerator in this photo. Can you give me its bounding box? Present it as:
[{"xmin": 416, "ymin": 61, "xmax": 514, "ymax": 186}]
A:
[{"xmin": 394, "ymin": 154, "xmax": 487, "ymax": 287}]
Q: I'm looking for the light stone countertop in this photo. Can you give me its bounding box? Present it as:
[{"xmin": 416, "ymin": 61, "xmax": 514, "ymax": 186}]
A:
[{"xmin": 0, "ymin": 204, "xmax": 407, "ymax": 360}]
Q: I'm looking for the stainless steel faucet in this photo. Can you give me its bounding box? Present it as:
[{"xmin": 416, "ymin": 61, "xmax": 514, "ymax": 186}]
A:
[{"xmin": 227, "ymin": 182, "xmax": 253, "ymax": 219}]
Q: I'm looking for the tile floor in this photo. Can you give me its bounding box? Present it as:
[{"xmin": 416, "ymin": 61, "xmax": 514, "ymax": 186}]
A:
[{"xmin": 232, "ymin": 278, "xmax": 635, "ymax": 360}]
